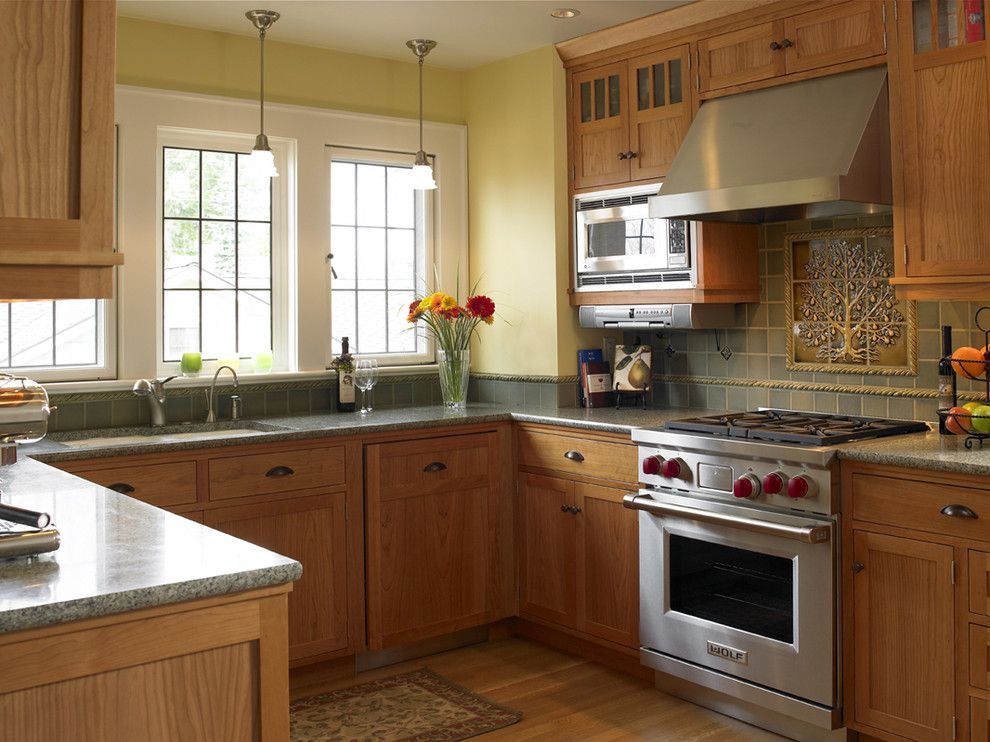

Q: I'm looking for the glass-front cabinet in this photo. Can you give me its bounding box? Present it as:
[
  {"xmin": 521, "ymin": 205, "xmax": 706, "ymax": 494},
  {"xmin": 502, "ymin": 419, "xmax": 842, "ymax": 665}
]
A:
[
  {"xmin": 570, "ymin": 44, "xmax": 692, "ymax": 190},
  {"xmin": 890, "ymin": 0, "xmax": 990, "ymax": 287}
]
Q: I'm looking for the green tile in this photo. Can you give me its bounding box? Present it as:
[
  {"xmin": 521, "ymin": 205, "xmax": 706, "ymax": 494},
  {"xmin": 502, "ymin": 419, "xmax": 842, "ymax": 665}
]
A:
[
  {"xmin": 747, "ymin": 387, "xmax": 769, "ymax": 409},
  {"xmin": 726, "ymin": 386, "xmax": 748, "ymax": 410},
  {"xmin": 917, "ymin": 301, "xmax": 939, "ymax": 329},
  {"xmin": 765, "ymin": 250, "xmax": 785, "ymax": 276},
  {"xmin": 392, "ymin": 383, "xmax": 413, "ymax": 407},
  {"xmin": 707, "ymin": 386, "xmax": 727, "ymax": 410},
  {"xmin": 265, "ymin": 391, "xmax": 289, "ymax": 417},
  {"xmin": 110, "ymin": 399, "xmax": 141, "ymax": 427},
  {"xmin": 288, "ymin": 389, "xmax": 310, "ymax": 414},
  {"xmin": 768, "ymin": 389, "xmax": 791, "ymax": 409},
  {"xmin": 887, "ymin": 397, "xmax": 915, "ymax": 420},
  {"xmin": 747, "ymin": 355, "xmax": 770, "ymax": 379},
  {"xmin": 914, "ymin": 399, "xmax": 938, "ymax": 423},
  {"xmin": 769, "ymin": 329, "xmax": 787, "ymax": 355},
  {"xmin": 309, "ymin": 388, "xmax": 331, "ymax": 412},
  {"xmin": 814, "ymin": 393, "xmax": 837, "ymax": 413},
  {"xmin": 689, "ymin": 384, "xmax": 708, "ymax": 408},
  {"xmin": 791, "ymin": 391, "xmax": 814, "ymax": 411},
  {"xmin": 747, "ymin": 329, "xmax": 768, "ymax": 354},
  {"xmin": 84, "ymin": 401, "xmax": 112, "ymax": 429},
  {"xmin": 861, "ymin": 395, "xmax": 888, "ymax": 417},
  {"xmin": 53, "ymin": 402, "xmax": 85, "ymax": 432},
  {"xmin": 837, "ymin": 394, "xmax": 862, "ymax": 416}
]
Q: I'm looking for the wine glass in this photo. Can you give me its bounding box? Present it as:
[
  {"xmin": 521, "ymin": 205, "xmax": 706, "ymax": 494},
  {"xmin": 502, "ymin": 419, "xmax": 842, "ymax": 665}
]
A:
[{"xmin": 354, "ymin": 359, "xmax": 379, "ymax": 415}]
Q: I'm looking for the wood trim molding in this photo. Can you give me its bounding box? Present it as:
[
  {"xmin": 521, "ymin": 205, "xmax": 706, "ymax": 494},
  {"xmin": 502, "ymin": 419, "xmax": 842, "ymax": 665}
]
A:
[{"xmin": 0, "ymin": 250, "xmax": 124, "ymax": 266}]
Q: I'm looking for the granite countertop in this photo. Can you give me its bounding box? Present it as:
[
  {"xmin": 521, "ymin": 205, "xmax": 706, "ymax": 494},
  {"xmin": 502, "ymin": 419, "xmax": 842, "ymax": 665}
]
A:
[
  {"xmin": 22, "ymin": 401, "xmax": 990, "ymax": 476},
  {"xmin": 0, "ymin": 457, "xmax": 301, "ymax": 634}
]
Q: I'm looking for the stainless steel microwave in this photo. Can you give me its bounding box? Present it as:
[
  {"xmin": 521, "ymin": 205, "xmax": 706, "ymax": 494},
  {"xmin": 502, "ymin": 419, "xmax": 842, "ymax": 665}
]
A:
[{"xmin": 574, "ymin": 184, "xmax": 694, "ymax": 293}]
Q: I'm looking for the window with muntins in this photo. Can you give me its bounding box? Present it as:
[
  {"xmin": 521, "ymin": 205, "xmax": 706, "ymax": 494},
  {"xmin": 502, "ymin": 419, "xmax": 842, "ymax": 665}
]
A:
[
  {"xmin": 0, "ymin": 300, "xmax": 109, "ymax": 379},
  {"xmin": 161, "ymin": 146, "xmax": 274, "ymax": 364},
  {"xmin": 329, "ymin": 157, "xmax": 429, "ymax": 363}
]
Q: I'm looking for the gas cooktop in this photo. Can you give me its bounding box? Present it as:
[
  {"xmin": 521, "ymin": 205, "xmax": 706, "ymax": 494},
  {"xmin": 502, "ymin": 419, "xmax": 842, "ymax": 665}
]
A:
[{"xmin": 664, "ymin": 409, "xmax": 929, "ymax": 446}]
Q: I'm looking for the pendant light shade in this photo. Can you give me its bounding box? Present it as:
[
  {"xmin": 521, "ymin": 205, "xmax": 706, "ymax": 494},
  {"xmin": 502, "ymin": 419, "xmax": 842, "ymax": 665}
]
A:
[
  {"xmin": 246, "ymin": 10, "xmax": 280, "ymax": 178},
  {"xmin": 406, "ymin": 39, "xmax": 438, "ymax": 191}
]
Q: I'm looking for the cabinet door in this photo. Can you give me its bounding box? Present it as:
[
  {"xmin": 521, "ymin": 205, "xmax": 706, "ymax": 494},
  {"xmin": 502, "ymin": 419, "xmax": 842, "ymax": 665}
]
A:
[
  {"xmin": 782, "ymin": 1, "xmax": 886, "ymax": 74},
  {"xmin": 0, "ymin": 0, "xmax": 119, "ymax": 299},
  {"xmin": 627, "ymin": 45, "xmax": 693, "ymax": 182},
  {"xmin": 575, "ymin": 482, "xmax": 638, "ymax": 648},
  {"xmin": 852, "ymin": 531, "xmax": 955, "ymax": 741},
  {"xmin": 365, "ymin": 433, "xmax": 503, "ymax": 649},
  {"xmin": 571, "ymin": 62, "xmax": 630, "ymax": 189},
  {"xmin": 973, "ymin": 696, "xmax": 990, "ymax": 742},
  {"xmin": 519, "ymin": 473, "xmax": 578, "ymax": 628},
  {"xmin": 205, "ymin": 492, "xmax": 351, "ymax": 662},
  {"xmin": 896, "ymin": 0, "xmax": 990, "ymax": 278},
  {"xmin": 698, "ymin": 21, "xmax": 785, "ymax": 92}
]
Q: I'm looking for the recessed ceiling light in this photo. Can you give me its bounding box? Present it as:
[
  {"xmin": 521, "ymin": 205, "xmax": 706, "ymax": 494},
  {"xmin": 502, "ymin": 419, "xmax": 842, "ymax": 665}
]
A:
[{"xmin": 550, "ymin": 8, "xmax": 580, "ymax": 19}]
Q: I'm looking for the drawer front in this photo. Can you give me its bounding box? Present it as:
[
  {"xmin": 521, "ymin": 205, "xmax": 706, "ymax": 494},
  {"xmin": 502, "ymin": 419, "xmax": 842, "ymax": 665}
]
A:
[
  {"xmin": 81, "ymin": 461, "xmax": 198, "ymax": 508},
  {"xmin": 370, "ymin": 432, "xmax": 492, "ymax": 499},
  {"xmin": 850, "ymin": 472, "xmax": 990, "ymax": 542},
  {"xmin": 208, "ymin": 446, "xmax": 346, "ymax": 501},
  {"xmin": 972, "ymin": 551, "xmax": 990, "ymax": 617},
  {"xmin": 972, "ymin": 624, "xmax": 990, "ymax": 691},
  {"xmin": 518, "ymin": 428, "xmax": 636, "ymax": 484}
]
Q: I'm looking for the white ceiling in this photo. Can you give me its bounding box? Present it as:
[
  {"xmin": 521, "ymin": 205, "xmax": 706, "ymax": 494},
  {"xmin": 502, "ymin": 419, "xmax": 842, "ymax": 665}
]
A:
[{"xmin": 117, "ymin": 0, "xmax": 693, "ymax": 69}]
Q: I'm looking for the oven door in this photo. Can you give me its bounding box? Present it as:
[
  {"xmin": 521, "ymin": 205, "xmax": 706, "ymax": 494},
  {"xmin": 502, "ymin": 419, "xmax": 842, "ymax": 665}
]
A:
[
  {"xmin": 633, "ymin": 491, "xmax": 836, "ymax": 707},
  {"xmin": 576, "ymin": 203, "xmax": 669, "ymax": 275}
]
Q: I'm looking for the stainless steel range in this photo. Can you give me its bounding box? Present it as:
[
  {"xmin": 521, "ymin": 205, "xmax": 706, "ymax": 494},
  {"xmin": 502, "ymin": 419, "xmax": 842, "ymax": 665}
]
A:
[{"xmin": 626, "ymin": 410, "xmax": 928, "ymax": 741}]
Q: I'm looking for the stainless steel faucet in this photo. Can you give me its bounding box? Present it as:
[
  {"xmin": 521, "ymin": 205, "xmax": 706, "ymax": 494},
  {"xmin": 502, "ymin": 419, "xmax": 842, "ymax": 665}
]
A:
[
  {"xmin": 205, "ymin": 365, "xmax": 240, "ymax": 423},
  {"xmin": 132, "ymin": 376, "xmax": 176, "ymax": 427}
]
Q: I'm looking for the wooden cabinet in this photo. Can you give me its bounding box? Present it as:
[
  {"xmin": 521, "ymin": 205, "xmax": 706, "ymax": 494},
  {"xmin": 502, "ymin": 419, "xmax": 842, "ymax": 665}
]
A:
[
  {"xmin": 850, "ymin": 531, "xmax": 955, "ymax": 740},
  {"xmin": 888, "ymin": 0, "xmax": 990, "ymax": 299},
  {"xmin": 519, "ymin": 474, "xmax": 638, "ymax": 649},
  {"xmin": 697, "ymin": 1, "xmax": 886, "ymax": 94},
  {"xmin": 571, "ymin": 45, "xmax": 692, "ymax": 190},
  {"xmin": 0, "ymin": 0, "xmax": 122, "ymax": 299},
  {"xmin": 842, "ymin": 460, "xmax": 990, "ymax": 741},
  {"xmin": 64, "ymin": 459, "xmax": 198, "ymax": 508},
  {"xmin": 205, "ymin": 492, "xmax": 352, "ymax": 663},
  {"xmin": 364, "ymin": 429, "xmax": 513, "ymax": 649}
]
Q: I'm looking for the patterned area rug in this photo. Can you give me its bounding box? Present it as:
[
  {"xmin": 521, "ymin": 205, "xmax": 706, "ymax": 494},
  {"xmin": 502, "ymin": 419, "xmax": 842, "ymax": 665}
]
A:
[{"xmin": 290, "ymin": 668, "xmax": 523, "ymax": 742}]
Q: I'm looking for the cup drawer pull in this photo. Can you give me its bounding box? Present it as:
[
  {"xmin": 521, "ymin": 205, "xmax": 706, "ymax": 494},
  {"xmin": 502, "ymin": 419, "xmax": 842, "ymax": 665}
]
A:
[
  {"xmin": 941, "ymin": 504, "xmax": 978, "ymax": 519},
  {"xmin": 265, "ymin": 466, "xmax": 295, "ymax": 478},
  {"xmin": 564, "ymin": 450, "xmax": 585, "ymax": 462},
  {"xmin": 423, "ymin": 462, "xmax": 447, "ymax": 473},
  {"xmin": 108, "ymin": 483, "xmax": 135, "ymax": 494}
]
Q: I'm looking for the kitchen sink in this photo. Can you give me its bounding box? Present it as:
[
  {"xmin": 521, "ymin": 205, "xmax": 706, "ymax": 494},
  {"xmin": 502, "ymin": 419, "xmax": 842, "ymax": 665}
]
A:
[{"xmin": 50, "ymin": 421, "xmax": 289, "ymax": 449}]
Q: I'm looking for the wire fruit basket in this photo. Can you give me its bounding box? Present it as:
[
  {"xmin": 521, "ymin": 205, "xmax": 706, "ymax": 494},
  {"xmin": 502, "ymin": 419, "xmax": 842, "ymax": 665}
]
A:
[{"xmin": 937, "ymin": 306, "xmax": 990, "ymax": 449}]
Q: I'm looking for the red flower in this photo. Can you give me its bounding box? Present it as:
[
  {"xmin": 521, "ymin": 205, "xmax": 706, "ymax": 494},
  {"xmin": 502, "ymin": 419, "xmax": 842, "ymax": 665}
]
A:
[
  {"xmin": 406, "ymin": 299, "xmax": 422, "ymax": 322},
  {"xmin": 440, "ymin": 306, "xmax": 462, "ymax": 320},
  {"xmin": 466, "ymin": 295, "xmax": 495, "ymax": 320}
]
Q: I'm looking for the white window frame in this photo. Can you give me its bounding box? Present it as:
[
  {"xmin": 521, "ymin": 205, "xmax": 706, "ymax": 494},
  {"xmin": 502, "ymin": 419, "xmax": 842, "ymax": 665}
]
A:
[
  {"xmin": 327, "ymin": 146, "xmax": 435, "ymax": 366},
  {"xmin": 155, "ymin": 127, "xmax": 294, "ymax": 377},
  {"xmin": 0, "ymin": 298, "xmax": 117, "ymax": 383}
]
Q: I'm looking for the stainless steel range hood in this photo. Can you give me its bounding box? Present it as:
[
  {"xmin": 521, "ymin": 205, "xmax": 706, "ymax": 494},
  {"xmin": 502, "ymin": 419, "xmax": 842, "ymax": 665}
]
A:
[{"xmin": 650, "ymin": 67, "xmax": 891, "ymax": 223}]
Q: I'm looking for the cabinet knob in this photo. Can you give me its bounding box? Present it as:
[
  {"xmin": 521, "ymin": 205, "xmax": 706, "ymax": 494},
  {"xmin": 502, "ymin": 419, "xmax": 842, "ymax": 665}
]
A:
[
  {"xmin": 572, "ymin": 506, "xmax": 582, "ymax": 514},
  {"xmin": 265, "ymin": 465, "xmax": 295, "ymax": 478},
  {"xmin": 564, "ymin": 450, "xmax": 585, "ymax": 462},
  {"xmin": 423, "ymin": 461, "xmax": 447, "ymax": 473},
  {"xmin": 770, "ymin": 40, "xmax": 782, "ymax": 50},
  {"xmin": 617, "ymin": 152, "xmax": 628, "ymax": 160},
  {"xmin": 852, "ymin": 562, "xmax": 865, "ymax": 573},
  {"xmin": 781, "ymin": 38, "xmax": 794, "ymax": 48},
  {"xmin": 625, "ymin": 151, "xmax": 637, "ymax": 159},
  {"xmin": 561, "ymin": 504, "xmax": 570, "ymax": 513},
  {"xmin": 108, "ymin": 482, "xmax": 135, "ymax": 494},
  {"xmin": 941, "ymin": 504, "xmax": 978, "ymax": 519}
]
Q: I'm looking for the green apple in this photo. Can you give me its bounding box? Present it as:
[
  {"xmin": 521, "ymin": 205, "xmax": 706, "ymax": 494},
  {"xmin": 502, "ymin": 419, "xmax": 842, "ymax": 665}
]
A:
[{"xmin": 972, "ymin": 405, "xmax": 990, "ymax": 434}]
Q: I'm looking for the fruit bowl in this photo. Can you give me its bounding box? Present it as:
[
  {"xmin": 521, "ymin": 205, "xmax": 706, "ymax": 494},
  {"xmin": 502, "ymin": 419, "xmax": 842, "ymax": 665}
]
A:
[{"xmin": 938, "ymin": 405, "xmax": 990, "ymax": 448}]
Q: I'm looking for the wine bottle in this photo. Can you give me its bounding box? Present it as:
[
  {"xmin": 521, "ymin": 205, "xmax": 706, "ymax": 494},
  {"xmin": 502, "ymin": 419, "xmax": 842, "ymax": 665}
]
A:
[
  {"xmin": 938, "ymin": 325, "xmax": 953, "ymax": 434},
  {"xmin": 335, "ymin": 337, "xmax": 356, "ymax": 413}
]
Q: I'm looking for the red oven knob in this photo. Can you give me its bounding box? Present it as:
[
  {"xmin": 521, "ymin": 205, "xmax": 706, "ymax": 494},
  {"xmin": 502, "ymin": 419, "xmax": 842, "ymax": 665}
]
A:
[
  {"xmin": 762, "ymin": 471, "xmax": 787, "ymax": 495},
  {"xmin": 787, "ymin": 474, "xmax": 817, "ymax": 499},
  {"xmin": 733, "ymin": 473, "xmax": 761, "ymax": 499},
  {"xmin": 642, "ymin": 455, "xmax": 663, "ymax": 476},
  {"xmin": 661, "ymin": 458, "xmax": 684, "ymax": 479}
]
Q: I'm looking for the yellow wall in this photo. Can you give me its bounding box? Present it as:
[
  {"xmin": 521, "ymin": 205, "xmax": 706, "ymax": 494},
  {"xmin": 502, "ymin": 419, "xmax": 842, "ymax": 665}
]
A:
[
  {"xmin": 116, "ymin": 17, "xmax": 466, "ymax": 124},
  {"xmin": 465, "ymin": 46, "xmax": 601, "ymax": 376}
]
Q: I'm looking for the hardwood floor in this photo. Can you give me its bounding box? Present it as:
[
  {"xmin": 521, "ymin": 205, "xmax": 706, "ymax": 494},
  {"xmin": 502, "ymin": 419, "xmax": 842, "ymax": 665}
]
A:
[{"xmin": 291, "ymin": 637, "xmax": 785, "ymax": 740}]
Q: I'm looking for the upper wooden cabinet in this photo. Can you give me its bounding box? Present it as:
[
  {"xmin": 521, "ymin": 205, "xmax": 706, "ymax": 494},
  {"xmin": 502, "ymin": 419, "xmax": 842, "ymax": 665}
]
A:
[
  {"xmin": 571, "ymin": 44, "xmax": 693, "ymax": 190},
  {"xmin": 888, "ymin": 0, "xmax": 990, "ymax": 299},
  {"xmin": 698, "ymin": 2, "xmax": 887, "ymax": 94},
  {"xmin": 0, "ymin": 0, "xmax": 121, "ymax": 300}
]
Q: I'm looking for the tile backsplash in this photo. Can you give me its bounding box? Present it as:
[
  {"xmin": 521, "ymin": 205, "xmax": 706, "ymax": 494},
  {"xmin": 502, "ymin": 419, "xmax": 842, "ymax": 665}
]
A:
[{"xmin": 653, "ymin": 215, "xmax": 987, "ymax": 422}]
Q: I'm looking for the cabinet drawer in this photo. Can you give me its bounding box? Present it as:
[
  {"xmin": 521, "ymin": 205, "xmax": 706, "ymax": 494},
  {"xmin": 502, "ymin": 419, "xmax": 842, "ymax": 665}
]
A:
[
  {"xmin": 972, "ymin": 624, "xmax": 990, "ymax": 691},
  {"xmin": 80, "ymin": 461, "xmax": 198, "ymax": 508},
  {"xmin": 208, "ymin": 446, "xmax": 346, "ymax": 501},
  {"xmin": 368, "ymin": 432, "xmax": 492, "ymax": 499},
  {"xmin": 518, "ymin": 428, "xmax": 636, "ymax": 484},
  {"xmin": 850, "ymin": 472, "xmax": 990, "ymax": 542}
]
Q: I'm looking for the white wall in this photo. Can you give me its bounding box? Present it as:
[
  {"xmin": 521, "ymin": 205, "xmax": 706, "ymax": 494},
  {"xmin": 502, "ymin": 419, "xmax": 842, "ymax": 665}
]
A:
[{"xmin": 113, "ymin": 85, "xmax": 467, "ymax": 382}]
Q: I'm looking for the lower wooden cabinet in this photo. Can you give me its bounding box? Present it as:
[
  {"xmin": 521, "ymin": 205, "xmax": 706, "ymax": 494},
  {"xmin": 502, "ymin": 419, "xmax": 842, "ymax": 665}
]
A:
[
  {"xmin": 850, "ymin": 530, "xmax": 955, "ymax": 741},
  {"xmin": 205, "ymin": 491, "xmax": 354, "ymax": 663},
  {"xmin": 519, "ymin": 472, "xmax": 638, "ymax": 649},
  {"xmin": 364, "ymin": 429, "xmax": 514, "ymax": 650}
]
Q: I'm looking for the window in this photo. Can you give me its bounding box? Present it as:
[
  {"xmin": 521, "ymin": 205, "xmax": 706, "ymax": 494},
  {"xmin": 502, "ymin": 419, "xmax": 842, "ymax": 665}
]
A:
[
  {"xmin": 0, "ymin": 300, "xmax": 112, "ymax": 381},
  {"xmin": 329, "ymin": 152, "xmax": 431, "ymax": 364},
  {"xmin": 161, "ymin": 143, "xmax": 283, "ymax": 369}
]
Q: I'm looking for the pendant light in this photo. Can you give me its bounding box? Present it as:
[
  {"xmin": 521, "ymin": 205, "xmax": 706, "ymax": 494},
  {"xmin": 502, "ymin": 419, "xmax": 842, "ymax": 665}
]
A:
[
  {"xmin": 246, "ymin": 10, "xmax": 280, "ymax": 178},
  {"xmin": 406, "ymin": 39, "xmax": 438, "ymax": 190}
]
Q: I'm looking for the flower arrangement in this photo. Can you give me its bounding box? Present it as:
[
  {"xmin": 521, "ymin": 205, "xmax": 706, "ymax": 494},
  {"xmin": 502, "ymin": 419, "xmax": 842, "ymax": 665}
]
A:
[{"xmin": 407, "ymin": 289, "xmax": 496, "ymax": 407}]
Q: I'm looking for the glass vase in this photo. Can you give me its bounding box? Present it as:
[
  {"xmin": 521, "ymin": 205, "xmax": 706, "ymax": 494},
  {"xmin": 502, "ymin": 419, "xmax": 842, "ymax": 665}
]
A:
[{"xmin": 437, "ymin": 349, "xmax": 469, "ymax": 409}]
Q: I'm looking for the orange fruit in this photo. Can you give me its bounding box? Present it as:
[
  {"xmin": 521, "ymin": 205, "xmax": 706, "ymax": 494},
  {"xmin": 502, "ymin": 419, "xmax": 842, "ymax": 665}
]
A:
[
  {"xmin": 951, "ymin": 346, "xmax": 986, "ymax": 380},
  {"xmin": 945, "ymin": 406, "xmax": 973, "ymax": 435}
]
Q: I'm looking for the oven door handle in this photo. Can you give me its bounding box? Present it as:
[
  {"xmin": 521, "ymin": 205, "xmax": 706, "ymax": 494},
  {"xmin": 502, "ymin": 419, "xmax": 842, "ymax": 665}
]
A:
[{"xmin": 623, "ymin": 494, "xmax": 831, "ymax": 545}]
